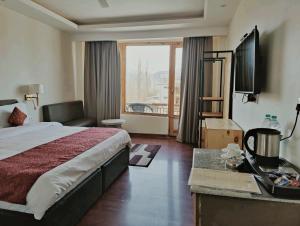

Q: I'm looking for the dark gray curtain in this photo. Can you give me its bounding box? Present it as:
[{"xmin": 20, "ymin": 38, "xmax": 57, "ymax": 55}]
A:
[
  {"xmin": 177, "ymin": 37, "xmax": 212, "ymax": 144},
  {"xmin": 84, "ymin": 41, "xmax": 120, "ymax": 125}
]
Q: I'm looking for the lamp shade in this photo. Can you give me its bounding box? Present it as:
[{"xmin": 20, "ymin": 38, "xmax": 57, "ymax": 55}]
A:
[{"xmin": 25, "ymin": 84, "xmax": 44, "ymax": 94}]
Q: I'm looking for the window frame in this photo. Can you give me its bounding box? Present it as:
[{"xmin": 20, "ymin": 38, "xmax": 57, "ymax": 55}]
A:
[{"xmin": 119, "ymin": 40, "xmax": 183, "ymax": 117}]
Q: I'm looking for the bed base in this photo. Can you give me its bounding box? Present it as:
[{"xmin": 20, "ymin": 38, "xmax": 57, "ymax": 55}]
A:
[{"xmin": 0, "ymin": 147, "xmax": 129, "ymax": 226}]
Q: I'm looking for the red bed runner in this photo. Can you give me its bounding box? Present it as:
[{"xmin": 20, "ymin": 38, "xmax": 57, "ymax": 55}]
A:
[{"xmin": 0, "ymin": 127, "xmax": 121, "ymax": 204}]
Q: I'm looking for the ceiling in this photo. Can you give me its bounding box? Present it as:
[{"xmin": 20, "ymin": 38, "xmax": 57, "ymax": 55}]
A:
[
  {"xmin": 33, "ymin": 0, "xmax": 205, "ymax": 25},
  {"xmin": 1, "ymin": 0, "xmax": 241, "ymax": 37}
]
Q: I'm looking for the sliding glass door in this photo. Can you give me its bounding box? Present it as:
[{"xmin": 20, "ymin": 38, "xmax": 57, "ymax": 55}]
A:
[
  {"xmin": 168, "ymin": 44, "xmax": 182, "ymax": 136},
  {"xmin": 119, "ymin": 41, "xmax": 182, "ymax": 136}
]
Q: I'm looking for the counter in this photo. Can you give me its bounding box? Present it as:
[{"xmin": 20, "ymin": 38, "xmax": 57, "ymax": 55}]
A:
[{"xmin": 189, "ymin": 148, "xmax": 300, "ymax": 226}]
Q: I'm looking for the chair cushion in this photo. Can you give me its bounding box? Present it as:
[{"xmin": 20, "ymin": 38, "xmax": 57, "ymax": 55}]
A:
[{"xmin": 63, "ymin": 118, "xmax": 96, "ymax": 127}]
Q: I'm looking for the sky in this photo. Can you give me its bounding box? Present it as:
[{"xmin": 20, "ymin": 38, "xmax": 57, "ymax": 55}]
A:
[{"xmin": 126, "ymin": 45, "xmax": 182, "ymax": 74}]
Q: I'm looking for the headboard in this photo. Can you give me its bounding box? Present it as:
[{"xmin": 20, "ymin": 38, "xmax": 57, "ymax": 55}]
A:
[{"xmin": 0, "ymin": 99, "xmax": 18, "ymax": 106}]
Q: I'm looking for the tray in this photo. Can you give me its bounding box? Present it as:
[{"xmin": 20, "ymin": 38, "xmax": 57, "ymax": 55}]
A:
[{"xmin": 246, "ymin": 154, "xmax": 300, "ymax": 199}]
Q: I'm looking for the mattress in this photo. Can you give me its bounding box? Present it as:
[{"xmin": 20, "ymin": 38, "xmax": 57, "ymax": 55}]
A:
[{"xmin": 0, "ymin": 122, "xmax": 131, "ymax": 220}]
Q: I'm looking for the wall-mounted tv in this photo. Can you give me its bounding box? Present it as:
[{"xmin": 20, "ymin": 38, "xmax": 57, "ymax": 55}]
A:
[{"xmin": 235, "ymin": 26, "xmax": 260, "ymax": 94}]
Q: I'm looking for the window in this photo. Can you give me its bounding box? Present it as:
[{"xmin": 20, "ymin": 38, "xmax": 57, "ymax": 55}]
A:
[
  {"xmin": 120, "ymin": 41, "xmax": 182, "ymax": 117},
  {"xmin": 174, "ymin": 47, "xmax": 183, "ymax": 116},
  {"xmin": 125, "ymin": 45, "xmax": 170, "ymax": 114}
]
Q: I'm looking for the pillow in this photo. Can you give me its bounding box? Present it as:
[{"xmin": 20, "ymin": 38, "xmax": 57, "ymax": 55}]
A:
[
  {"xmin": 0, "ymin": 103, "xmax": 30, "ymax": 128},
  {"xmin": 8, "ymin": 107, "xmax": 27, "ymax": 126}
]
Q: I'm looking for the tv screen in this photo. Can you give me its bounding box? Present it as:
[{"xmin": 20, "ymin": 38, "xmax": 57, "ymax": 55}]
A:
[{"xmin": 235, "ymin": 27, "xmax": 260, "ymax": 94}]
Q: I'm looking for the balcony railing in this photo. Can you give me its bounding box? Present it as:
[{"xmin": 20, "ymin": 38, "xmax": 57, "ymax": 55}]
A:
[{"xmin": 126, "ymin": 103, "xmax": 180, "ymax": 115}]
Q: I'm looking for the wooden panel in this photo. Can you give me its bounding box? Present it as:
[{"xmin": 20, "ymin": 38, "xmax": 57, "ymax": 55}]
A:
[
  {"xmin": 198, "ymin": 120, "xmax": 206, "ymax": 148},
  {"xmin": 198, "ymin": 126, "xmax": 206, "ymax": 148},
  {"xmin": 205, "ymin": 118, "xmax": 242, "ymax": 130},
  {"xmin": 121, "ymin": 111, "xmax": 167, "ymax": 117},
  {"xmin": 201, "ymin": 97, "xmax": 224, "ymax": 101},
  {"xmin": 200, "ymin": 195, "xmax": 300, "ymax": 226},
  {"xmin": 205, "ymin": 128, "xmax": 243, "ymax": 149},
  {"xmin": 193, "ymin": 194, "xmax": 200, "ymax": 226},
  {"xmin": 168, "ymin": 44, "xmax": 176, "ymax": 136},
  {"xmin": 204, "ymin": 119, "xmax": 243, "ymax": 149},
  {"xmin": 200, "ymin": 112, "xmax": 223, "ymax": 118}
]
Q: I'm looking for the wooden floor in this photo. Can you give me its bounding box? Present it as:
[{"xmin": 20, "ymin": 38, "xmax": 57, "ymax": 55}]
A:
[{"xmin": 77, "ymin": 135, "xmax": 193, "ymax": 226}]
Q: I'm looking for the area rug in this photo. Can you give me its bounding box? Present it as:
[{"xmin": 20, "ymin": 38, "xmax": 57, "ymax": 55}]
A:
[{"xmin": 129, "ymin": 144, "xmax": 161, "ymax": 167}]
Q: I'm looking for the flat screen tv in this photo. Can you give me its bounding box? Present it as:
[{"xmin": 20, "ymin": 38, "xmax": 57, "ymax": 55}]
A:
[{"xmin": 235, "ymin": 26, "xmax": 260, "ymax": 94}]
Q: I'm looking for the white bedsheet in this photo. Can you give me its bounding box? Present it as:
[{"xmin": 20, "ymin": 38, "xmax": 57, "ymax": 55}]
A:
[{"xmin": 0, "ymin": 122, "xmax": 131, "ymax": 220}]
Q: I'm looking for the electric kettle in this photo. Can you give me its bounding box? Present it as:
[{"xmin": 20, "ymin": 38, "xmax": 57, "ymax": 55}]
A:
[{"xmin": 244, "ymin": 128, "xmax": 281, "ymax": 167}]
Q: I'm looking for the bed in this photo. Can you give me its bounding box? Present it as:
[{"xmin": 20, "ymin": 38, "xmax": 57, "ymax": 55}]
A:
[{"xmin": 0, "ymin": 99, "xmax": 131, "ymax": 226}]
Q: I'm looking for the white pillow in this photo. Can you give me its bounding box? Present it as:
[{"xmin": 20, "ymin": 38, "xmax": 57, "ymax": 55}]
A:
[{"xmin": 0, "ymin": 103, "xmax": 30, "ymax": 128}]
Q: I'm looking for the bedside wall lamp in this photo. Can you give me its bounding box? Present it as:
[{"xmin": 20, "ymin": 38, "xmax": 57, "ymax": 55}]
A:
[{"xmin": 24, "ymin": 84, "xmax": 44, "ymax": 109}]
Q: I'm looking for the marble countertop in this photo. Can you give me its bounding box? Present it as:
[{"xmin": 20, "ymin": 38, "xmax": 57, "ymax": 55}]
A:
[{"xmin": 189, "ymin": 148, "xmax": 300, "ymax": 204}]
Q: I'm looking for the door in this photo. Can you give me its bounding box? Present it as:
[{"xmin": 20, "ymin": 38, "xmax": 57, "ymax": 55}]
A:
[
  {"xmin": 168, "ymin": 44, "xmax": 183, "ymax": 136},
  {"xmin": 119, "ymin": 41, "xmax": 182, "ymax": 136}
]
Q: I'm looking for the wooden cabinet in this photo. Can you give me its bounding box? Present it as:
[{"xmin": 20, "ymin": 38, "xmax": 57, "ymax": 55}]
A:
[{"xmin": 203, "ymin": 118, "xmax": 243, "ymax": 149}]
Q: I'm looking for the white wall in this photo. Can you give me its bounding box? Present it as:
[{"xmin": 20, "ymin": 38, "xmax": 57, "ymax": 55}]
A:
[
  {"xmin": 211, "ymin": 36, "xmax": 231, "ymax": 117},
  {"xmin": 0, "ymin": 6, "xmax": 75, "ymax": 121},
  {"xmin": 72, "ymin": 42, "xmax": 85, "ymax": 101},
  {"xmin": 71, "ymin": 27, "xmax": 228, "ymax": 42},
  {"xmin": 121, "ymin": 114, "xmax": 168, "ymax": 135},
  {"xmin": 227, "ymin": 0, "xmax": 300, "ymax": 167}
]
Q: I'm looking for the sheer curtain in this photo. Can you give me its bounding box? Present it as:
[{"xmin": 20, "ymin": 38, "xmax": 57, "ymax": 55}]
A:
[
  {"xmin": 177, "ymin": 37, "xmax": 212, "ymax": 144},
  {"xmin": 84, "ymin": 41, "xmax": 120, "ymax": 125}
]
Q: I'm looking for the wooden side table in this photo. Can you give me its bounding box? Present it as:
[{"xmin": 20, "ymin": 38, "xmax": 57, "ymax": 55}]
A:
[{"xmin": 203, "ymin": 118, "xmax": 243, "ymax": 149}]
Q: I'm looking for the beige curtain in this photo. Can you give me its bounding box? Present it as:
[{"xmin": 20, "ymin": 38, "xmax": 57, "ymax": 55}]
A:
[
  {"xmin": 84, "ymin": 41, "xmax": 120, "ymax": 125},
  {"xmin": 177, "ymin": 37, "xmax": 212, "ymax": 144}
]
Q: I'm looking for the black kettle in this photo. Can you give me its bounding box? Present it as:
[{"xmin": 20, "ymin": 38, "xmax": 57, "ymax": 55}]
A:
[{"xmin": 244, "ymin": 128, "xmax": 281, "ymax": 167}]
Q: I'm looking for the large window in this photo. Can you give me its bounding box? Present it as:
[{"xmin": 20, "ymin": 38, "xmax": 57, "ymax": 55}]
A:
[
  {"xmin": 174, "ymin": 47, "xmax": 183, "ymax": 116},
  {"xmin": 120, "ymin": 41, "xmax": 182, "ymax": 117},
  {"xmin": 125, "ymin": 45, "xmax": 170, "ymax": 114}
]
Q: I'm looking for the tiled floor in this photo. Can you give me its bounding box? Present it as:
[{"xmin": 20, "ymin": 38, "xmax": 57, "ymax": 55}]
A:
[{"xmin": 77, "ymin": 135, "xmax": 193, "ymax": 226}]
